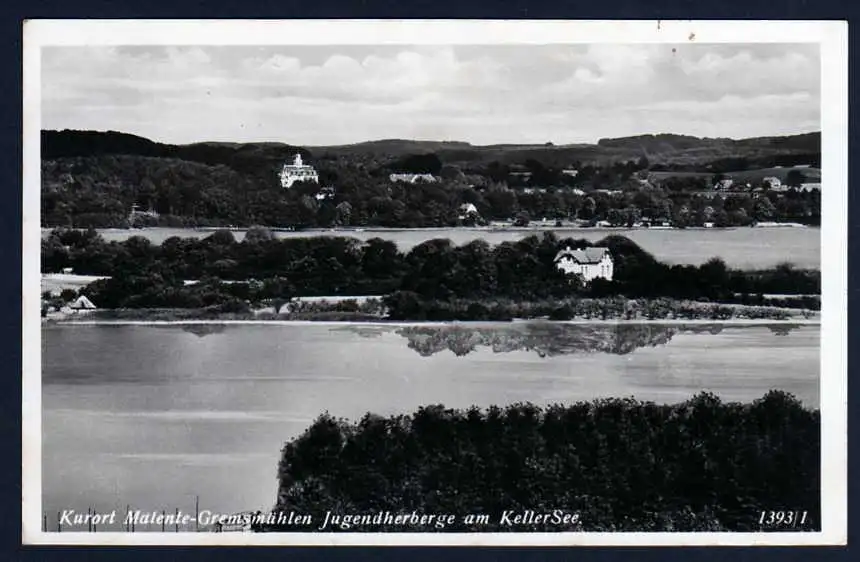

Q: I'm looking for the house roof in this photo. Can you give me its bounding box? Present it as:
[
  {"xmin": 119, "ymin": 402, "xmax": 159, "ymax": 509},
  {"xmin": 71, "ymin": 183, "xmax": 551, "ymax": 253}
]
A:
[
  {"xmin": 70, "ymin": 295, "xmax": 96, "ymax": 309},
  {"xmin": 554, "ymin": 246, "xmax": 611, "ymax": 264}
]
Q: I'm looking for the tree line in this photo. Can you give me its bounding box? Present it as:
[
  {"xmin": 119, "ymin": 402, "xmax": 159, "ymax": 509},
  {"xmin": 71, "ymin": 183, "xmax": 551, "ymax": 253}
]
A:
[
  {"xmin": 42, "ymin": 229, "xmax": 820, "ymax": 314},
  {"xmin": 269, "ymin": 390, "xmax": 820, "ymax": 532},
  {"xmin": 41, "ymin": 150, "xmax": 821, "ymax": 229}
]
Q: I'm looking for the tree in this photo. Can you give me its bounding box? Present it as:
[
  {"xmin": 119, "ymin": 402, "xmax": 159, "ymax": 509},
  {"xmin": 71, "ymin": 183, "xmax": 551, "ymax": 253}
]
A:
[
  {"xmin": 513, "ymin": 211, "xmax": 531, "ymax": 227},
  {"xmin": 206, "ymin": 229, "xmax": 237, "ymax": 246},
  {"xmin": 699, "ymin": 205, "xmax": 716, "ymax": 224},
  {"xmin": 728, "ymin": 208, "xmax": 751, "ymax": 226},
  {"xmin": 607, "ymin": 208, "xmax": 625, "ymax": 227},
  {"xmin": 699, "ymin": 257, "xmax": 730, "ymax": 298},
  {"xmin": 485, "ymin": 188, "xmax": 518, "ymax": 219},
  {"xmin": 579, "ymin": 197, "xmax": 597, "ymax": 221},
  {"xmin": 623, "ymin": 207, "xmax": 641, "ymax": 227},
  {"xmin": 786, "ymin": 169, "xmax": 805, "ymax": 188},
  {"xmin": 752, "ymin": 196, "xmax": 777, "ymax": 222},
  {"xmin": 60, "ymin": 288, "xmax": 78, "ymax": 302},
  {"xmin": 245, "ymin": 225, "xmax": 275, "ymax": 244}
]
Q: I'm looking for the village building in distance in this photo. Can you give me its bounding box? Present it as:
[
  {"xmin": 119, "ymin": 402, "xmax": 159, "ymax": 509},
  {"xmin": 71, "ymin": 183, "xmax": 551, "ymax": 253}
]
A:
[
  {"xmin": 762, "ymin": 176, "xmax": 782, "ymax": 190},
  {"xmin": 389, "ymin": 173, "xmax": 438, "ymax": 184},
  {"xmin": 280, "ymin": 154, "xmax": 319, "ymax": 189},
  {"xmin": 128, "ymin": 204, "xmax": 159, "ymax": 227},
  {"xmin": 554, "ymin": 247, "xmax": 614, "ymax": 282}
]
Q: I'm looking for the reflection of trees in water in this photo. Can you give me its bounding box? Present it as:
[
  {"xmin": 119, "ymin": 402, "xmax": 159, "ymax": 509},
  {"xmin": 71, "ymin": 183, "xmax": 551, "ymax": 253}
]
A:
[
  {"xmin": 395, "ymin": 324, "xmax": 684, "ymax": 357},
  {"xmin": 179, "ymin": 324, "xmax": 227, "ymax": 338},
  {"xmin": 334, "ymin": 326, "xmax": 390, "ymax": 339},
  {"xmin": 767, "ymin": 325, "xmax": 801, "ymax": 336},
  {"xmin": 334, "ymin": 322, "xmax": 803, "ymax": 357}
]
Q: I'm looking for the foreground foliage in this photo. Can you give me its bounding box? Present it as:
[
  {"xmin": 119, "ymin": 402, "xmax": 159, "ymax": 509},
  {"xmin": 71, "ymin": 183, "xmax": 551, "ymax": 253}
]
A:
[{"xmin": 271, "ymin": 391, "xmax": 820, "ymax": 532}]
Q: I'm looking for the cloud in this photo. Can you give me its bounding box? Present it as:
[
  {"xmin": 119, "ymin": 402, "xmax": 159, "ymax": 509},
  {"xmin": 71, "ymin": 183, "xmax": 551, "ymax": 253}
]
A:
[{"xmin": 40, "ymin": 44, "xmax": 820, "ymax": 145}]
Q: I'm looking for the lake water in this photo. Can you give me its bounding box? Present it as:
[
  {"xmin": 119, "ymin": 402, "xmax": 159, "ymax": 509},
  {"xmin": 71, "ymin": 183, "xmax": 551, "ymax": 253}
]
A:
[
  {"xmin": 41, "ymin": 322, "xmax": 819, "ymax": 532},
  {"xmin": 41, "ymin": 226, "xmax": 821, "ymax": 269}
]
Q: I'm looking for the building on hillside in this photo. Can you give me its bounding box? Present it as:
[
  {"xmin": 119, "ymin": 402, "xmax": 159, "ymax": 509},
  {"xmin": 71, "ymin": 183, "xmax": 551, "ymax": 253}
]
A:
[
  {"xmin": 554, "ymin": 246, "xmax": 614, "ymax": 282},
  {"xmin": 280, "ymin": 154, "xmax": 319, "ymax": 188},
  {"xmin": 389, "ymin": 173, "xmax": 437, "ymax": 184},
  {"xmin": 799, "ymin": 182, "xmax": 821, "ymax": 192},
  {"xmin": 459, "ymin": 202, "xmax": 479, "ymax": 216},
  {"xmin": 561, "ymin": 169, "xmax": 579, "ymax": 177},
  {"xmin": 762, "ymin": 177, "xmax": 782, "ymax": 189},
  {"xmin": 314, "ymin": 187, "xmax": 336, "ymax": 201},
  {"xmin": 128, "ymin": 204, "xmax": 159, "ymax": 226},
  {"xmin": 714, "ymin": 178, "xmax": 734, "ymax": 191},
  {"xmin": 69, "ymin": 295, "xmax": 97, "ymax": 312}
]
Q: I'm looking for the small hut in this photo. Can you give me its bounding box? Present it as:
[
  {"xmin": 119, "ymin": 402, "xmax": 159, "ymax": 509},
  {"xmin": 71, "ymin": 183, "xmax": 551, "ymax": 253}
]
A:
[{"xmin": 69, "ymin": 295, "xmax": 97, "ymax": 312}]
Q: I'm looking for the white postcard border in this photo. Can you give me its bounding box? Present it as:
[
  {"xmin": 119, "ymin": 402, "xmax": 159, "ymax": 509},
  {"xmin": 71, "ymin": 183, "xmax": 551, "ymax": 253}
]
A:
[{"xmin": 22, "ymin": 19, "xmax": 848, "ymax": 546}]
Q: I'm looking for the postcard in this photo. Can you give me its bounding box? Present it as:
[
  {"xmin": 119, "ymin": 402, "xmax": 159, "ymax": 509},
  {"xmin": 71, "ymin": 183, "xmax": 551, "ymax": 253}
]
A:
[{"xmin": 22, "ymin": 19, "xmax": 847, "ymax": 545}]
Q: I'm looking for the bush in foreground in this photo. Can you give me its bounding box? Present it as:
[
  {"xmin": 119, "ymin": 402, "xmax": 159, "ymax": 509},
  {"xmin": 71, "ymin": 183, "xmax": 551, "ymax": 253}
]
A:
[{"xmin": 270, "ymin": 391, "xmax": 820, "ymax": 532}]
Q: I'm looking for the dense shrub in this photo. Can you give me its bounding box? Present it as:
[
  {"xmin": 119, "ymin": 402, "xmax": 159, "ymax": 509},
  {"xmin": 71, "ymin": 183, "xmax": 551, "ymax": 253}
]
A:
[{"xmin": 383, "ymin": 295, "xmax": 812, "ymax": 322}]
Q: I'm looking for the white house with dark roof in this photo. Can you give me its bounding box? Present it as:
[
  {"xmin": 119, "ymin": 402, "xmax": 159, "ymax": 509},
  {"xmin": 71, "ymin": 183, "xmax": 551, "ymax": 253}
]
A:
[{"xmin": 554, "ymin": 246, "xmax": 614, "ymax": 282}]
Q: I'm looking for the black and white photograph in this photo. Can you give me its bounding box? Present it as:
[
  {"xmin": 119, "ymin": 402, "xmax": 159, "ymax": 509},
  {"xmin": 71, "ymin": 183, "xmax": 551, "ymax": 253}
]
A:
[{"xmin": 22, "ymin": 20, "xmax": 847, "ymax": 545}]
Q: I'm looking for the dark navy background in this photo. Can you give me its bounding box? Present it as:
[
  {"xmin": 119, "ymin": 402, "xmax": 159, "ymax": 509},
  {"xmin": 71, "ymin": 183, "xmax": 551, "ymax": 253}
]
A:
[{"xmin": 2, "ymin": 1, "xmax": 855, "ymax": 560}]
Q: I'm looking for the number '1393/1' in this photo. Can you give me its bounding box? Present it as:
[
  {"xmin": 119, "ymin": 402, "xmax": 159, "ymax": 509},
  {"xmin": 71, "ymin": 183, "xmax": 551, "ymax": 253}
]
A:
[{"xmin": 759, "ymin": 511, "xmax": 808, "ymax": 526}]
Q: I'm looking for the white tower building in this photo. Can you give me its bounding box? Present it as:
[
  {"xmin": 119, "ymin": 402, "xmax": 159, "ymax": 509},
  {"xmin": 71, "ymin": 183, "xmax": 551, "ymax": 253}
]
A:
[{"xmin": 280, "ymin": 153, "xmax": 319, "ymax": 188}]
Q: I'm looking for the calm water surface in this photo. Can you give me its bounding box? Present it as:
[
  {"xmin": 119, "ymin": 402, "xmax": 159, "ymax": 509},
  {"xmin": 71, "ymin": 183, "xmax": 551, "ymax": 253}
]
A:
[
  {"xmin": 41, "ymin": 226, "xmax": 820, "ymax": 269},
  {"xmin": 42, "ymin": 322, "xmax": 819, "ymax": 530}
]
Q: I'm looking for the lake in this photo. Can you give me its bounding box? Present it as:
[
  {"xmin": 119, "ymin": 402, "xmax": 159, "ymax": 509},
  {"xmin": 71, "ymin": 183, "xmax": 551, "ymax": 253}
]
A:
[
  {"xmin": 41, "ymin": 226, "xmax": 821, "ymax": 269},
  {"xmin": 41, "ymin": 322, "xmax": 820, "ymax": 531}
]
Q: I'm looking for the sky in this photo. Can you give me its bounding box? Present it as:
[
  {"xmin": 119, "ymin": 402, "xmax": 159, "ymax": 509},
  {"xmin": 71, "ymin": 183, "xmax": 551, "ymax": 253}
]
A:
[{"xmin": 41, "ymin": 43, "xmax": 821, "ymax": 146}]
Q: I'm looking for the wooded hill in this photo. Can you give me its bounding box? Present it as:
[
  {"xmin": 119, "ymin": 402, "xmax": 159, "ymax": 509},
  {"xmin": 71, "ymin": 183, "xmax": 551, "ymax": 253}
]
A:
[
  {"xmin": 43, "ymin": 129, "xmax": 820, "ymax": 172},
  {"xmin": 41, "ymin": 129, "xmax": 821, "ymax": 229}
]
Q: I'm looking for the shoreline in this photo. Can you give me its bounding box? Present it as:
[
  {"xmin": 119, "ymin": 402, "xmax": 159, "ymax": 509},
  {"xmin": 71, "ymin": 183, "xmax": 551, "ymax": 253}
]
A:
[
  {"xmin": 42, "ymin": 223, "xmax": 817, "ymax": 235},
  {"xmin": 48, "ymin": 318, "xmax": 821, "ymax": 327}
]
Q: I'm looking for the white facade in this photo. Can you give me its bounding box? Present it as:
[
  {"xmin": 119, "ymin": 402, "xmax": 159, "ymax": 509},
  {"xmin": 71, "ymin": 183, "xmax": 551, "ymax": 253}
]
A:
[
  {"xmin": 280, "ymin": 154, "xmax": 319, "ymax": 189},
  {"xmin": 459, "ymin": 203, "xmax": 478, "ymax": 215},
  {"xmin": 389, "ymin": 173, "xmax": 437, "ymax": 184},
  {"xmin": 715, "ymin": 179, "xmax": 734, "ymax": 190},
  {"xmin": 554, "ymin": 247, "xmax": 614, "ymax": 282},
  {"xmin": 763, "ymin": 177, "xmax": 782, "ymax": 189}
]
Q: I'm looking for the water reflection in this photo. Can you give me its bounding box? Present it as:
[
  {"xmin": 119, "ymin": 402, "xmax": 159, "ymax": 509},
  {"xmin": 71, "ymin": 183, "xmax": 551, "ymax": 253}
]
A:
[
  {"xmin": 179, "ymin": 324, "xmax": 227, "ymax": 338},
  {"xmin": 338, "ymin": 323, "xmax": 804, "ymax": 357}
]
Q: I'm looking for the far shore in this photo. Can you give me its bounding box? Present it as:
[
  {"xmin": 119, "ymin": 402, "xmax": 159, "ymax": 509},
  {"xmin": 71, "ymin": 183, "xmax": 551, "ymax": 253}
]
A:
[
  {"xmin": 43, "ymin": 294, "xmax": 819, "ymax": 325},
  {"xmin": 48, "ymin": 318, "xmax": 821, "ymax": 327},
  {"xmin": 41, "ymin": 222, "xmax": 817, "ymax": 235}
]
